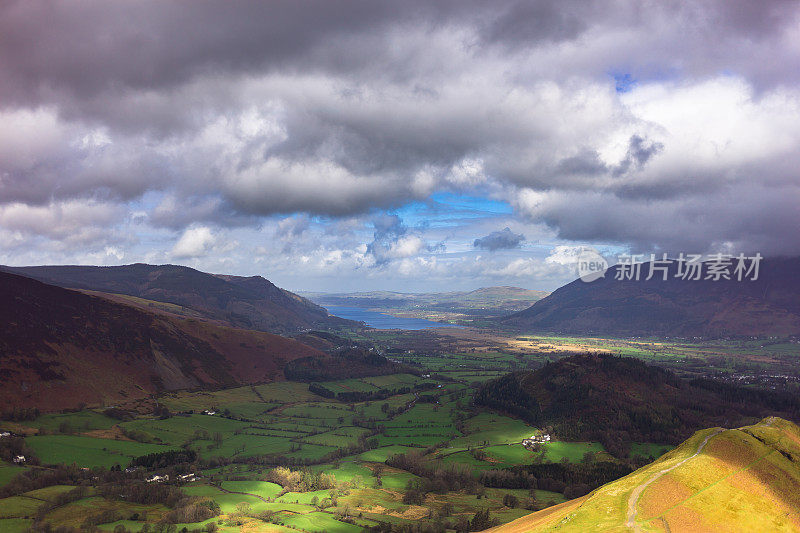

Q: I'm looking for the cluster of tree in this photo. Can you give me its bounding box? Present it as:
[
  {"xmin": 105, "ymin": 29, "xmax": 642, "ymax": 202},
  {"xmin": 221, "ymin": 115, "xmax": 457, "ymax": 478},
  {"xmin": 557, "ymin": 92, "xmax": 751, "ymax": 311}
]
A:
[
  {"xmin": 473, "ymin": 372, "xmax": 541, "ymax": 425},
  {"xmin": 387, "ymin": 450, "xmax": 479, "ymax": 494},
  {"xmin": 32, "ymin": 521, "xmax": 219, "ymax": 533},
  {"xmin": 284, "ymin": 347, "xmax": 414, "ymax": 382},
  {"xmin": 475, "ymin": 353, "xmax": 800, "ymax": 458},
  {"xmin": 513, "ymin": 461, "xmax": 633, "ymax": 494},
  {"xmin": 162, "ymin": 496, "xmax": 221, "ymax": 524},
  {"xmin": 0, "ymin": 406, "xmax": 40, "ymax": 421},
  {"xmin": 265, "ymin": 466, "xmax": 336, "ymax": 493},
  {"xmin": 102, "ymin": 407, "xmax": 135, "ymax": 421},
  {"xmin": 101, "ymin": 480, "xmax": 185, "ymax": 507},
  {"xmin": 366, "ymin": 508, "xmax": 498, "ymax": 533},
  {"xmin": 0, "ymin": 436, "xmax": 39, "ymax": 466},
  {"xmin": 153, "ymin": 404, "xmax": 172, "ymax": 420},
  {"xmin": 0, "ymin": 465, "xmax": 97, "ymax": 498},
  {"xmin": 309, "ymin": 381, "xmax": 436, "ymax": 403},
  {"xmin": 130, "ymin": 449, "xmax": 197, "ymax": 469},
  {"xmin": 476, "ymin": 459, "xmax": 632, "ymax": 499}
]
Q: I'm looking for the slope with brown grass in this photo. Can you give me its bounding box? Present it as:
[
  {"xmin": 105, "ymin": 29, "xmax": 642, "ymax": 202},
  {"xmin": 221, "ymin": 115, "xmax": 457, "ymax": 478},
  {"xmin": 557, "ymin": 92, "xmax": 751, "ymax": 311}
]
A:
[{"xmin": 486, "ymin": 417, "xmax": 800, "ymax": 532}]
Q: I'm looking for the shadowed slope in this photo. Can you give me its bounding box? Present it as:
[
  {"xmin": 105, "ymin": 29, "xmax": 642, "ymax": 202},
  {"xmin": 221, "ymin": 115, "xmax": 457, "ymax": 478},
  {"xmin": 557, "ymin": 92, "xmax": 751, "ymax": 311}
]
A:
[
  {"xmin": 504, "ymin": 257, "xmax": 800, "ymax": 337},
  {"xmin": 1, "ymin": 263, "xmax": 354, "ymax": 334},
  {"xmin": 0, "ymin": 271, "xmax": 325, "ymax": 411},
  {"xmin": 474, "ymin": 354, "xmax": 800, "ymax": 457}
]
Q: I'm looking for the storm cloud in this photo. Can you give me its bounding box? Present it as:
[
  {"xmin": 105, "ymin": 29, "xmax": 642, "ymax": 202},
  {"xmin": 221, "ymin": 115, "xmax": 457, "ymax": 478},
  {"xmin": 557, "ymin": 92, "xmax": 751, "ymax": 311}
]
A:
[{"xmin": 1, "ymin": 0, "xmax": 799, "ymax": 287}]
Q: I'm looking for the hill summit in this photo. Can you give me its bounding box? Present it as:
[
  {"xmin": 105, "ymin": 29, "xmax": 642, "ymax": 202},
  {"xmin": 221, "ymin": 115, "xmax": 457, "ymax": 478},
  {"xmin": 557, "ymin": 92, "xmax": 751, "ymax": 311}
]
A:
[{"xmin": 487, "ymin": 417, "xmax": 800, "ymax": 532}]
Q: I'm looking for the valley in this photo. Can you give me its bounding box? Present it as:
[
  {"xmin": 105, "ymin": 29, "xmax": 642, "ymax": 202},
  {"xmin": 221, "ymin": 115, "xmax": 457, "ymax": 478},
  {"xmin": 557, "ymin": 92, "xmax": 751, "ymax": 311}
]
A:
[
  {"xmin": 2, "ymin": 314, "xmax": 799, "ymax": 532},
  {"xmin": 1, "ymin": 265, "xmax": 800, "ymax": 532}
]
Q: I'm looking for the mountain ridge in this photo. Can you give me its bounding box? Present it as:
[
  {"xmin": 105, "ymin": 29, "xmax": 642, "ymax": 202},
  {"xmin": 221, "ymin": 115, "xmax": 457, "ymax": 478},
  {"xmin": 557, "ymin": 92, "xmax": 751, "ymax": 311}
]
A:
[
  {"xmin": 503, "ymin": 256, "xmax": 800, "ymax": 337},
  {"xmin": 0, "ymin": 271, "xmax": 326, "ymax": 411},
  {"xmin": 0, "ymin": 263, "xmax": 354, "ymax": 334}
]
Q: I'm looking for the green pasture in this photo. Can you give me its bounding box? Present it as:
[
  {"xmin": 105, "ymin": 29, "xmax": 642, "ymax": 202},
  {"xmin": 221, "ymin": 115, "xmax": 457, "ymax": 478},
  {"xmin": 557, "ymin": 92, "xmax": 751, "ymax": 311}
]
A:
[
  {"xmin": 0, "ymin": 519, "xmax": 32, "ymax": 533},
  {"xmin": 0, "ymin": 463, "xmax": 26, "ymax": 488},
  {"xmin": 24, "ymin": 410, "xmax": 118, "ymax": 433},
  {"xmin": 25, "ymin": 435, "xmax": 178, "ymax": 468}
]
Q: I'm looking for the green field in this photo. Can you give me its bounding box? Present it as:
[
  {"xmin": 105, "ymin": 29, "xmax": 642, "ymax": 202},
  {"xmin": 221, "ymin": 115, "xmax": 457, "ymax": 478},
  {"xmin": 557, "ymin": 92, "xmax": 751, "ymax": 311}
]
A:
[
  {"xmin": 10, "ymin": 336, "xmax": 696, "ymax": 533},
  {"xmin": 0, "ymin": 463, "xmax": 26, "ymax": 488},
  {"xmin": 0, "ymin": 495, "xmax": 46, "ymax": 518},
  {"xmin": 25, "ymin": 435, "xmax": 179, "ymax": 468},
  {"xmin": 0, "ymin": 518, "xmax": 32, "ymax": 533},
  {"xmin": 22, "ymin": 410, "xmax": 118, "ymax": 433}
]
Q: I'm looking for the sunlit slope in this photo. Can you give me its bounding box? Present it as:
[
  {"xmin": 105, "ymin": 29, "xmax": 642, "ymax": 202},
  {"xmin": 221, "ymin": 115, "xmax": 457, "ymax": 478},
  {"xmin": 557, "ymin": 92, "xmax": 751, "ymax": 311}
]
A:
[{"xmin": 487, "ymin": 417, "xmax": 800, "ymax": 532}]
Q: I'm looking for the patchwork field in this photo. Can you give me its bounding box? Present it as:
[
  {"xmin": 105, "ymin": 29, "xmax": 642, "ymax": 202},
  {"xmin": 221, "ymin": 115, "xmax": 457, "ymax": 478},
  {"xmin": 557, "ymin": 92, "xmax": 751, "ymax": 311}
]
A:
[{"xmin": 3, "ymin": 331, "xmax": 766, "ymax": 532}]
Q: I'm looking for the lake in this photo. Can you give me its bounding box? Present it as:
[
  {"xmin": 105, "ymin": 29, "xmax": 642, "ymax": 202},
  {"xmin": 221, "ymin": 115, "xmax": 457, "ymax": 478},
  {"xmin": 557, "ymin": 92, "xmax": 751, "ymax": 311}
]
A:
[{"xmin": 325, "ymin": 305, "xmax": 464, "ymax": 330}]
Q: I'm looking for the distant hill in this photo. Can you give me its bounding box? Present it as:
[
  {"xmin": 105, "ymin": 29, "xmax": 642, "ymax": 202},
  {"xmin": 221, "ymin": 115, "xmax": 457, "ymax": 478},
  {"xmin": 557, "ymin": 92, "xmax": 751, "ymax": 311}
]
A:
[
  {"xmin": 0, "ymin": 271, "xmax": 325, "ymax": 411},
  {"xmin": 487, "ymin": 417, "xmax": 800, "ymax": 532},
  {"xmin": 1, "ymin": 263, "xmax": 354, "ymax": 334},
  {"xmin": 475, "ymin": 353, "xmax": 800, "ymax": 457},
  {"xmin": 304, "ymin": 286, "xmax": 549, "ymax": 317},
  {"xmin": 503, "ymin": 256, "xmax": 800, "ymax": 337}
]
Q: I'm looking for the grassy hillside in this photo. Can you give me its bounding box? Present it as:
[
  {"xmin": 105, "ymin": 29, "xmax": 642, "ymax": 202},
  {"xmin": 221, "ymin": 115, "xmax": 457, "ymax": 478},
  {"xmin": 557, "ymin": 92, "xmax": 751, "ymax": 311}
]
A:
[{"xmin": 487, "ymin": 417, "xmax": 800, "ymax": 532}]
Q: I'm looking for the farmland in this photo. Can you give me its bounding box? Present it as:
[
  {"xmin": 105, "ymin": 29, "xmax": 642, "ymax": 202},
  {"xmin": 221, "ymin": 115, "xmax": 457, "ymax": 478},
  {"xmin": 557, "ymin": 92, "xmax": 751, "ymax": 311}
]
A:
[
  {"xmin": 1, "ymin": 329, "xmax": 792, "ymax": 532},
  {"xmin": 0, "ymin": 362, "xmax": 624, "ymax": 532}
]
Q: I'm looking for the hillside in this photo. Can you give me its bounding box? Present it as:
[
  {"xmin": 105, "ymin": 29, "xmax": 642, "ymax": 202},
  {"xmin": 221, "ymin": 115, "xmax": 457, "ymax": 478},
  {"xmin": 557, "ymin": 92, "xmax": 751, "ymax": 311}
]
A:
[
  {"xmin": 503, "ymin": 256, "xmax": 800, "ymax": 337},
  {"xmin": 305, "ymin": 286, "xmax": 549, "ymax": 316},
  {"xmin": 0, "ymin": 271, "xmax": 325, "ymax": 411},
  {"xmin": 487, "ymin": 417, "xmax": 800, "ymax": 532},
  {"xmin": 1, "ymin": 264, "xmax": 354, "ymax": 334},
  {"xmin": 474, "ymin": 354, "xmax": 800, "ymax": 457}
]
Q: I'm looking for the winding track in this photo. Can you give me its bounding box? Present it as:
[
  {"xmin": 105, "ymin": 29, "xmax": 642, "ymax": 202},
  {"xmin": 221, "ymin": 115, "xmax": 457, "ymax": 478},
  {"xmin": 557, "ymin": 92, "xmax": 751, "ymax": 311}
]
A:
[{"xmin": 625, "ymin": 428, "xmax": 725, "ymax": 531}]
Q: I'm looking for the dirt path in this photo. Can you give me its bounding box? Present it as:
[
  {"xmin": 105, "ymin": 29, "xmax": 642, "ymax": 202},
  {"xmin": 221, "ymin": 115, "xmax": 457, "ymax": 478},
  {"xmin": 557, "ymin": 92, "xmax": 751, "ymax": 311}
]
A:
[{"xmin": 625, "ymin": 428, "xmax": 725, "ymax": 532}]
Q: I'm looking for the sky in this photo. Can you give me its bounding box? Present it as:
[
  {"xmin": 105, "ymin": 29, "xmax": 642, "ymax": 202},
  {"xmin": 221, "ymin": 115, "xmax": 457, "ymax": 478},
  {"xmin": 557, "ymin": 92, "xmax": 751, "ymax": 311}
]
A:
[{"xmin": 1, "ymin": 1, "xmax": 799, "ymax": 292}]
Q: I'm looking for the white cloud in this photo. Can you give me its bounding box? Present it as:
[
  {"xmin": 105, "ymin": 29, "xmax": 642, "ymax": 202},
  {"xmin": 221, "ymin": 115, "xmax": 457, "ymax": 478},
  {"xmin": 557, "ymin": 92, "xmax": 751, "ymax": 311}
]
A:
[{"xmin": 171, "ymin": 226, "xmax": 217, "ymax": 259}]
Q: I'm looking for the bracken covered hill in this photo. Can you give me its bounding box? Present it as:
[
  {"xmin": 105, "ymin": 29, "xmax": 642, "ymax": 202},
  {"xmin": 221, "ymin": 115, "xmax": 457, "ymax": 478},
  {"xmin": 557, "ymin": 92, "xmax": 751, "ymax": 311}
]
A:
[
  {"xmin": 0, "ymin": 271, "xmax": 325, "ymax": 411},
  {"xmin": 504, "ymin": 256, "xmax": 800, "ymax": 337},
  {"xmin": 486, "ymin": 417, "xmax": 800, "ymax": 532},
  {"xmin": 1, "ymin": 263, "xmax": 354, "ymax": 334}
]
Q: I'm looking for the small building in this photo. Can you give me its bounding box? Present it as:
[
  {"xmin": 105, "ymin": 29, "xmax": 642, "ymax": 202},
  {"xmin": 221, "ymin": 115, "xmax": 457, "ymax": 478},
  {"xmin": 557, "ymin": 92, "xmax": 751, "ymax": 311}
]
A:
[
  {"xmin": 522, "ymin": 433, "xmax": 552, "ymax": 450},
  {"xmin": 201, "ymin": 409, "xmax": 216, "ymax": 416},
  {"xmin": 178, "ymin": 473, "xmax": 196, "ymax": 482},
  {"xmin": 12, "ymin": 455, "xmax": 25, "ymax": 464},
  {"xmin": 146, "ymin": 474, "xmax": 169, "ymax": 483},
  {"xmin": 0, "ymin": 431, "xmax": 12, "ymax": 438}
]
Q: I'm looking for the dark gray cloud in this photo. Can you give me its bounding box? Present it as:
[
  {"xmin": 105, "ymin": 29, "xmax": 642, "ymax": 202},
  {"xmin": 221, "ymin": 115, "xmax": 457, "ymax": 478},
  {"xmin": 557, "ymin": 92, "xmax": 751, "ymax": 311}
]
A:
[
  {"xmin": 1, "ymin": 0, "xmax": 800, "ymax": 264},
  {"xmin": 612, "ymin": 135, "xmax": 664, "ymax": 177},
  {"xmin": 474, "ymin": 227, "xmax": 526, "ymax": 251}
]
